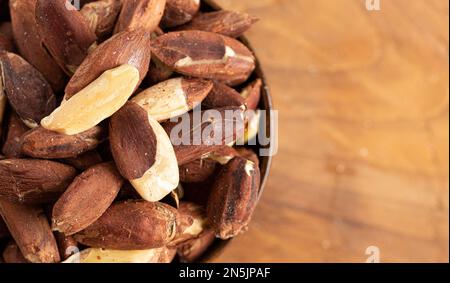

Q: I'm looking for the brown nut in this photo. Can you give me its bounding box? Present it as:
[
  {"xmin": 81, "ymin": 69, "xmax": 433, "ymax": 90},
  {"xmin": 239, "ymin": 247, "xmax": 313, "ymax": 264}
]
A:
[
  {"xmin": 74, "ymin": 200, "xmax": 179, "ymax": 250},
  {"xmin": 0, "ymin": 199, "xmax": 60, "ymax": 263},
  {"xmin": 202, "ymin": 82, "xmax": 245, "ymax": 109},
  {"xmin": 177, "ymin": 229, "xmax": 215, "ymax": 262},
  {"xmin": 52, "ymin": 162, "xmax": 124, "ymax": 235},
  {"xmin": 162, "ymin": 107, "xmax": 245, "ymax": 165},
  {"xmin": 110, "ymin": 102, "xmax": 179, "ymax": 202},
  {"xmin": 2, "ymin": 112, "xmax": 29, "ymax": 159},
  {"xmin": 21, "ymin": 126, "xmax": 106, "ymax": 159},
  {"xmin": 9, "ymin": 0, "xmax": 66, "ymax": 91},
  {"xmin": 161, "ymin": 0, "xmax": 200, "ymax": 28},
  {"xmin": 151, "ymin": 31, "xmax": 255, "ymax": 86},
  {"xmin": 179, "ymin": 158, "xmax": 217, "ymax": 183},
  {"xmin": 132, "ymin": 77, "xmax": 213, "ymax": 121},
  {"xmin": 179, "ymin": 10, "xmax": 258, "ymax": 38},
  {"xmin": 35, "ymin": 0, "xmax": 97, "ymax": 74},
  {"xmin": 2, "ymin": 241, "xmax": 29, "ymax": 263},
  {"xmin": 241, "ymin": 78, "xmax": 262, "ymax": 110},
  {"xmin": 65, "ymin": 29, "xmax": 151, "ymax": 99},
  {"xmin": 63, "ymin": 246, "xmax": 176, "ymax": 263},
  {"xmin": 207, "ymin": 156, "xmax": 260, "ymax": 239},
  {"xmin": 114, "ymin": 0, "xmax": 166, "ymax": 33},
  {"xmin": 0, "ymin": 51, "xmax": 57, "ymax": 128},
  {"xmin": 81, "ymin": 0, "xmax": 122, "ymax": 39},
  {"xmin": 0, "ymin": 159, "xmax": 77, "ymax": 204}
]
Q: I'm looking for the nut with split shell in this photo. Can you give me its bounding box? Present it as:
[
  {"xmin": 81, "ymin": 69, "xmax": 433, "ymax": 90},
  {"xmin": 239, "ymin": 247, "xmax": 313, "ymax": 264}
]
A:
[
  {"xmin": 132, "ymin": 77, "xmax": 213, "ymax": 122},
  {"xmin": 151, "ymin": 31, "xmax": 256, "ymax": 86},
  {"xmin": 110, "ymin": 101, "xmax": 179, "ymax": 202},
  {"xmin": 207, "ymin": 156, "xmax": 261, "ymax": 239}
]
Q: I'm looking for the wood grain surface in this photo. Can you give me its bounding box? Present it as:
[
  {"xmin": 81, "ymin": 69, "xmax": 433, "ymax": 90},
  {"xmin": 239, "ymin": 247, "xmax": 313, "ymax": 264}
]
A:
[{"xmin": 212, "ymin": 0, "xmax": 449, "ymax": 263}]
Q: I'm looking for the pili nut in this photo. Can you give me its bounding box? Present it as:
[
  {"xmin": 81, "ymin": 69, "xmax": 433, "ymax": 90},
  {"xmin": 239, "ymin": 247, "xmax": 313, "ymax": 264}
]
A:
[
  {"xmin": 132, "ymin": 77, "xmax": 213, "ymax": 122},
  {"xmin": 179, "ymin": 158, "xmax": 217, "ymax": 183},
  {"xmin": 161, "ymin": 0, "xmax": 200, "ymax": 28},
  {"xmin": 151, "ymin": 31, "xmax": 256, "ymax": 86},
  {"xmin": 179, "ymin": 10, "xmax": 258, "ymax": 38},
  {"xmin": 110, "ymin": 101, "xmax": 179, "ymax": 202},
  {"xmin": 204, "ymin": 146, "xmax": 239, "ymax": 165},
  {"xmin": 52, "ymin": 162, "xmax": 124, "ymax": 235},
  {"xmin": 55, "ymin": 232, "xmax": 79, "ymax": 260},
  {"xmin": 241, "ymin": 78, "xmax": 262, "ymax": 110},
  {"xmin": 236, "ymin": 147, "xmax": 260, "ymax": 168},
  {"xmin": 0, "ymin": 159, "xmax": 77, "ymax": 204},
  {"xmin": 63, "ymin": 246, "xmax": 176, "ymax": 263},
  {"xmin": 9, "ymin": 0, "xmax": 66, "ymax": 91},
  {"xmin": 63, "ymin": 150, "xmax": 103, "ymax": 171},
  {"xmin": 202, "ymin": 82, "xmax": 245, "ymax": 110},
  {"xmin": 35, "ymin": 0, "xmax": 97, "ymax": 75},
  {"xmin": 21, "ymin": 126, "xmax": 106, "ymax": 159},
  {"xmin": 145, "ymin": 57, "xmax": 174, "ymax": 85},
  {"xmin": 114, "ymin": 0, "xmax": 166, "ymax": 34},
  {"xmin": 177, "ymin": 229, "xmax": 215, "ymax": 263},
  {"xmin": 162, "ymin": 106, "xmax": 245, "ymax": 166},
  {"xmin": 0, "ymin": 51, "xmax": 57, "ymax": 128},
  {"xmin": 236, "ymin": 109, "xmax": 261, "ymax": 145},
  {"xmin": 169, "ymin": 202, "xmax": 207, "ymax": 246},
  {"xmin": 65, "ymin": 29, "xmax": 151, "ymax": 98},
  {"xmin": 80, "ymin": 0, "xmax": 122, "ymax": 38},
  {"xmin": 2, "ymin": 241, "xmax": 29, "ymax": 263},
  {"xmin": 1, "ymin": 112, "xmax": 29, "ymax": 159},
  {"xmin": 207, "ymin": 156, "xmax": 260, "ymax": 239},
  {"xmin": 41, "ymin": 64, "xmax": 140, "ymax": 135},
  {"xmin": 0, "ymin": 199, "xmax": 60, "ymax": 263},
  {"xmin": 74, "ymin": 200, "xmax": 179, "ymax": 250}
]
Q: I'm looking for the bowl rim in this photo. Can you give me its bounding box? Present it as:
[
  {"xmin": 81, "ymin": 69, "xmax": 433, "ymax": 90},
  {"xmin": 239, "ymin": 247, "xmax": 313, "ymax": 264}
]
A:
[{"xmin": 198, "ymin": 0, "xmax": 275, "ymax": 262}]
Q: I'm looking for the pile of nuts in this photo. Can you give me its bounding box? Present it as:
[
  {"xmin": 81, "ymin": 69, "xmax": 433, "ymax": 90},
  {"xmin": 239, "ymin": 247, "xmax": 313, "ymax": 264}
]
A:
[{"xmin": 0, "ymin": 0, "xmax": 263, "ymax": 263}]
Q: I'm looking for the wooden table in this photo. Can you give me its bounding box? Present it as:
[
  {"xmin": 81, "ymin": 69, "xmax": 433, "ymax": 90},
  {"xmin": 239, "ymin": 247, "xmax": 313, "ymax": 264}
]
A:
[{"xmin": 212, "ymin": 0, "xmax": 449, "ymax": 263}]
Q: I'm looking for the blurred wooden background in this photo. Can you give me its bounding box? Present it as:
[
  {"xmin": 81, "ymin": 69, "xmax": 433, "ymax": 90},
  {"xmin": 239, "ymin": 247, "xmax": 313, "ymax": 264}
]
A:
[{"xmin": 212, "ymin": 0, "xmax": 449, "ymax": 263}]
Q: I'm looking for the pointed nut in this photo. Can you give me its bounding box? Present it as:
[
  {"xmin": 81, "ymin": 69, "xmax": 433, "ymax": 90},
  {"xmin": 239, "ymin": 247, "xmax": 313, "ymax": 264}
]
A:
[
  {"xmin": 132, "ymin": 77, "xmax": 213, "ymax": 121},
  {"xmin": 41, "ymin": 64, "xmax": 140, "ymax": 135},
  {"xmin": 35, "ymin": 0, "xmax": 97, "ymax": 74},
  {"xmin": 202, "ymin": 81, "xmax": 245, "ymax": 110},
  {"xmin": 1, "ymin": 112, "xmax": 29, "ymax": 159},
  {"xmin": 21, "ymin": 126, "xmax": 106, "ymax": 159},
  {"xmin": 241, "ymin": 78, "xmax": 262, "ymax": 110},
  {"xmin": 177, "ymin": 230, "xmax": 216, "ymax": 262},
  {"xmin": 65, "ymin": 29, "xmax": 151, "ymax": 99},
  {"xmin": 0, "ymin": 51, "xmax": 57, "ymax": 128},
  {"xmin": 0, "ymin": 199, "xmax": 60, "ymax": 263},
  {"xmin": 9, "ymin": 0, "xmax": 66, "ymax": 91},
  {"xmin": 207, "ymin": 156, "xmax": 260, "ymax": 239},
  {"xmin": 110, "ymin": 101, "xmax": 179, "ymax": 202},
  {"xmin": 52, "ymin": 162, "xmax": 124, "ymax": 235},
  {"xmin": 74, "ymin": 200, "xmax": 179, "ymax": 250},
  {"xmin": 151, "ymin": 31, "xmax": 255, "ymax": 86}
]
